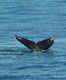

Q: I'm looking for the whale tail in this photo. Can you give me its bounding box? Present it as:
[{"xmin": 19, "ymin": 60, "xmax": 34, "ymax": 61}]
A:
[{"xmin": 14, "ymin": 34, "xmax": 54, "ymax": 50}]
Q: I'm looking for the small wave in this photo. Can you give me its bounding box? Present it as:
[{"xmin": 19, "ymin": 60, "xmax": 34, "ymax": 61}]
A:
[
  {"xmin": 0, "ymin": 49, "xmax": 56, "ymax": 55},
  {"xmin": 15, "ymin": 65, "xmax": 44, "ymax": 70},
  {"xmin": 0, "ymin": 49, "xmax": 30, "ymax": 55}
]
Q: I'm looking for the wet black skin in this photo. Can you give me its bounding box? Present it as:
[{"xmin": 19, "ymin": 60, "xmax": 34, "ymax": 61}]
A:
[{"xmin": 14, "ymin": 35, "xmax": 54, "ymax": 51}]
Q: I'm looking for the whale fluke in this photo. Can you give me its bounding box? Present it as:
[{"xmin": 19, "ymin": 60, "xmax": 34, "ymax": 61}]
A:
[
  {"xmin": 14, "ymin": 34, "xmax": 36, "ymax": 49},
  {"xmin": 36, "ymin": 37, "xmax": 54, "ymax": 50},
  {"xmin": 14, "ymin": 34, "xmax": 54, "ymax": 51}
]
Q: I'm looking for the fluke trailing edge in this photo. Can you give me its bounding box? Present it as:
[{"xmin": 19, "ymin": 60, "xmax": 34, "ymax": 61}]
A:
[{"xmin": 14, "ymin": 34, "xmax": 54, "ymax": 51}]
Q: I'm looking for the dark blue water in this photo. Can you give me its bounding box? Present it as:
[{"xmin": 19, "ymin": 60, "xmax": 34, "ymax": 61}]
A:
[{"xmin": 0, "ymin": 0, "xmax": 66, "ymax": 80}]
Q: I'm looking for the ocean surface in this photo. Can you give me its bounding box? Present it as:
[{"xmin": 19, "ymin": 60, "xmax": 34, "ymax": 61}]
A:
[{"xmin": 0, "ymin": 0, "xmax": 66, "ymax": 80}]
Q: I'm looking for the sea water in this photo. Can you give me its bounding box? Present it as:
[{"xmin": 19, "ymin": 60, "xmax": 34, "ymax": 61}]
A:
[{"xmin": 0, "ymin": 0, "xmax": 66, "ymax": 80}]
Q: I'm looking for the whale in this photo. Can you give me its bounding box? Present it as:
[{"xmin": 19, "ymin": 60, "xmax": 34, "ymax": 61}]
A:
[{"xmin": 14, "ymin": 34, "xmax": 54, "ymax": 51}]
